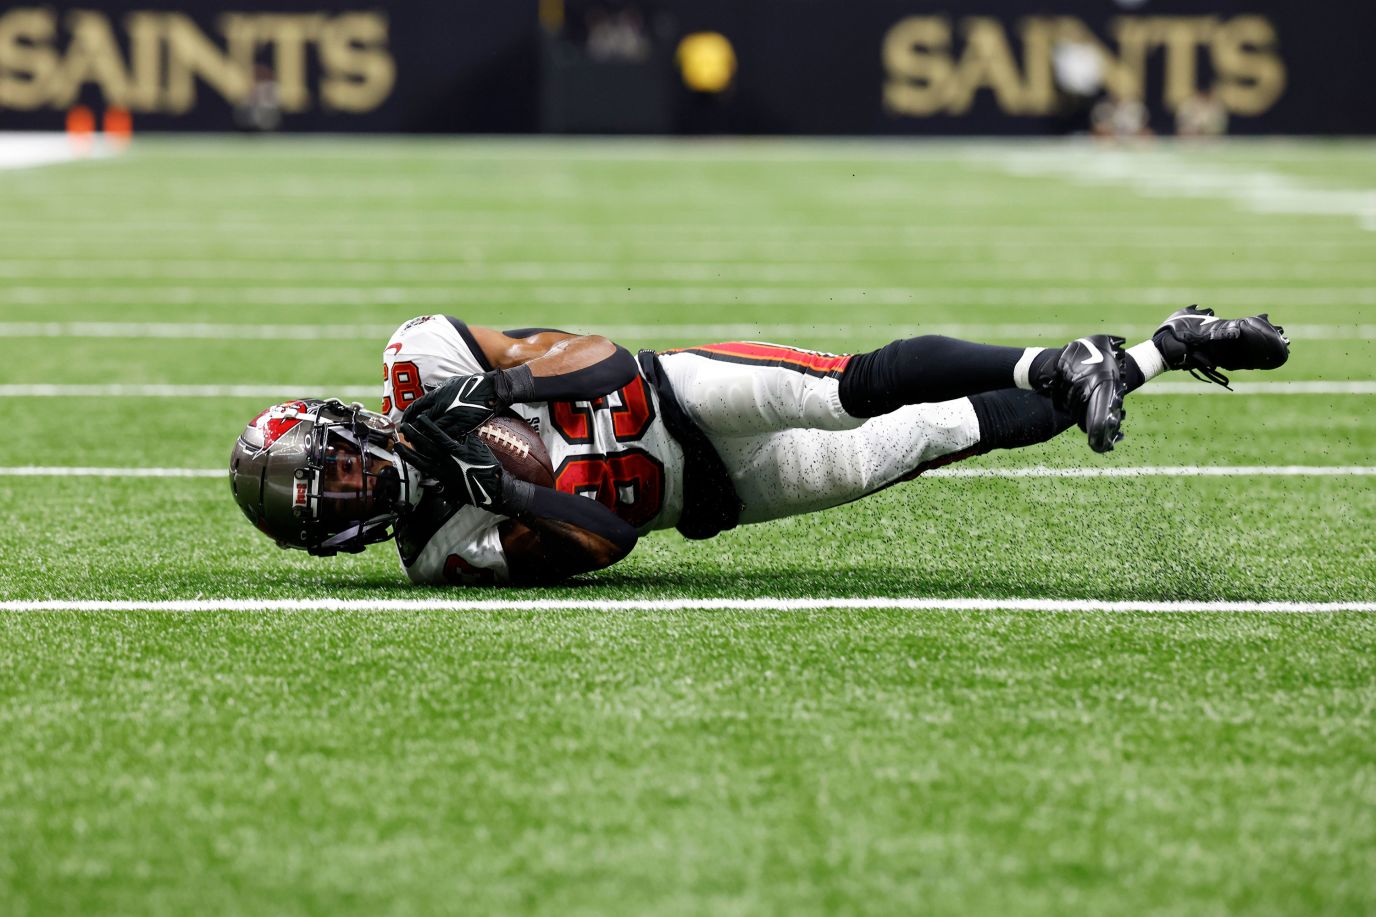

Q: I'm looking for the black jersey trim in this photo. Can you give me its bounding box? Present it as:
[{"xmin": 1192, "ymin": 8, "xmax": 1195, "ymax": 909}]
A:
[
  {"xmin": 446, "ymin": 316, "xmax": 495, "ymax": 373},
  {"xmin": 637, "ymin": 351, "xmax": 741, "ymax": 540}
]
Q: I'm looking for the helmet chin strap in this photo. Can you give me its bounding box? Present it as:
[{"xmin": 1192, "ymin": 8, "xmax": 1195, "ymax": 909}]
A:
[{"xmin": 312, "ymin": 512, "xmax": 397, "ymax": 556}]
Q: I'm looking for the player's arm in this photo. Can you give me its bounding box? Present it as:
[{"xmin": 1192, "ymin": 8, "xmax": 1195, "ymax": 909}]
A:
[
  {"xmin": 406, "ymin": 326, "xmax": 638, "ymax": 435},
  {"xmin": 470, "ymin": 325, "xmax": 634, "ymax": 391},
  {"xmin": 497, "ymin": 481, "xmax": 638, "ymax": 585},
  {"xmin": 397, "ymin": 415, "xmax": 637, "ymax": 587}
]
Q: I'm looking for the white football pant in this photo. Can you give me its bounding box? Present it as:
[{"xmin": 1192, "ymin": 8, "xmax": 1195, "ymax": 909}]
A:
[{"xmin": 658, "ymin": 345, "xmax": 982, "ymax": 524}]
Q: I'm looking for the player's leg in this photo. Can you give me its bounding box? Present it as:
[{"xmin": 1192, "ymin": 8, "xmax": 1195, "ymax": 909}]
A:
[
  {"xmin": 659, "ymin": 334, "xmax": 1128, "ymax": 453},
  {"xmin": 658, "ymin": 344, "xmax": 863, "ymax": 437},
  {"xmin": 957, "ymin": 329, "xmax": 1194, "ymax": 454},
  {"xmin": 837, "ymin": 335, "xmax": 1058, "ymax": 411},
  {"xmin": 967, "ymin": 338, "xmax": 1166, "ymax": 451},
  {"xmin": 838, "ymin": 334, "xmax": 1128, "ymax": 453},
  {"xmin": 714, "ymin": 334, "xmax": 1185, "ymax": 523},
  {"xmin": 715, "ymin": 399, "xmax": 982, "ymax": 524},
  {"xmin": 660, "ymin": 307, "xmax": 1286, "ymax": 451},
  {"xmin": 836, "ymin": 303, "xmax": 1289, "ymax": 448}
]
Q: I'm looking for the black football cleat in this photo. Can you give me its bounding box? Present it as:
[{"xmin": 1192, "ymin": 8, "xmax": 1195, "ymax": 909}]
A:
[
  {"xmin": 1043, "ymin": 335, "xmax": 1127, "ymax": 454},
  {"xmin": 1153, "ymin": 305, "xmax": 1290, "ymax": 388}
]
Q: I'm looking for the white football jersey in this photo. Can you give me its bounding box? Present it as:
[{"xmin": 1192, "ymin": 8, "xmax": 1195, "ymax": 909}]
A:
[{"xmin": 381, "ymin": 315, "xmax": 685, "ymax": 585}]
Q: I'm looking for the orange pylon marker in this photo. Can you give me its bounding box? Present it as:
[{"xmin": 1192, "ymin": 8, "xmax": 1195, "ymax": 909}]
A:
[
  {"xmin": 66, "ymin": 105, "xmax": 95, "ymax": 157},
  {"xmin": 103, "ymin": 107, "xmax": 133, "ymax": 148}
]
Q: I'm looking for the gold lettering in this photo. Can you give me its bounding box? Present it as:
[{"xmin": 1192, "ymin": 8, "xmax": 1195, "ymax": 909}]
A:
[
  {"xmin": 1106, "ymin": 17, "xmax": 1154, "ymax": 102},
  {"xmin": 253, "ymin": 14, "xmax": 325, "ymax": 111},
  {"xmin": 320, "ymin": 13, "xmax": 394, "ymax": 112},
  {"xmin": 164, "ymin": 13, "xmax": 251, "ymax": 113},
  {"xmin": 0, "ymin": 8, "xmax": 408, "ymax": 116},
  {"xmin": 1051, "ymin": 18, "xmax": 1142, "ymax": 102},
  {"xmin": 48, "ymin": 11, "xmax": 131, "ymax": 108},
  {"xmin": 948, "ymin": 17, "xmax": 1027, "ymax": 114},
  {"xmin": 0, "ymin": 8, "xmax": 59, "ymax": 110},
  {"xmin": 123, "ymin": 13, "xmax": 162, "ymax": 111},
  {"xmin": 882, "ymin": 16, "xmax": 953, "ymax": 116},
  {"xmin": 1018, "ymin": 17, "xmax": 1056, "ymax": 114},
  {"xmin": 882, "ymin": 13, "xmax": 1288, "ymax": 122},
  {"xmin": 216, "ymin": 13, "xmax": 262, "ymax": 95},
  {"xmin": 1153, "ymin": 17, "xmax": 1217, "ymax": 111},
  {"xmin": 1212, "ymin": 16, "xmax": 1285, "ymax": 115}
]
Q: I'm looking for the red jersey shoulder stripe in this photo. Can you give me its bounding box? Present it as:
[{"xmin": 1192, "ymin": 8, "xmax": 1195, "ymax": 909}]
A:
[{"xmin": 663, "ymin": 342, "xmax": 852, "ymax": 378}]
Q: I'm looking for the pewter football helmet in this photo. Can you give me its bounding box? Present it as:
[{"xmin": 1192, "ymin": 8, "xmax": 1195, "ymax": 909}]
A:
[{"xmin": 229, "ymin": 399, "xmax": 410, "ymax": 556}]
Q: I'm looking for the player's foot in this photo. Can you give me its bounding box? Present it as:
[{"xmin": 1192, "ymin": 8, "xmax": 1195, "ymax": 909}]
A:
[
  {"xmin": 1039, "ymin": 335, "xmax": 1127, "ymax": 454},
  {"xmin": 1153, "ymin": 305, "xmax": 1289, "ymax": 388}
]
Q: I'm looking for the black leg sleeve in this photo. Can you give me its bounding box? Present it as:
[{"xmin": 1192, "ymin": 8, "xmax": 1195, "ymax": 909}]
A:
[
  {"xmin": 967, "ymin": 353, "xmax": 1149, "ymax": 452},
  {"xmin": 838, "ymin": 336, "xmax": 1028, "ymax": 418},
  {"xmin": 968, "ymin": 389, "xmax": 1076, "ymax": 452}
]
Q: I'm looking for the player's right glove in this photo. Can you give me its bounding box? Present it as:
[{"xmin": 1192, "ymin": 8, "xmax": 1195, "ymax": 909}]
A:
[
  {"xmin": 396, "ymin": 414, "xmax": 506, "ymax": 511},
  {"xmin": 402, "ymin": 371, "xmax": 512, "ymax": 439}
]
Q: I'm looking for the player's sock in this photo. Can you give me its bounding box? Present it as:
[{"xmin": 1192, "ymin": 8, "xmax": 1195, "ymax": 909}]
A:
[
  {"xmin": 1017, "ymin": 339, "xmax": 1171, "ymax": 394},
  {"xmin": 970, "ymin": 348, "xmax": 1158, "ymax": 452},
  {"xmin": 1014, "ymin": 347, "xmax": 1062, "ymax": 391},
  {"xmin": 840, "ymin": 336, "xmax": 1039, "ymax": 417},
  {"xmin": 1124, "ymin": 339, "xmax": 1167, "ymax": 391}
]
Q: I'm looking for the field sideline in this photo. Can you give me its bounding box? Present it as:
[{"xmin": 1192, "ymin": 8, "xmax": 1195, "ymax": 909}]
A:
[{"xmin": 1, "ymin": 137, "xmax": 1373, "ymax": 914}]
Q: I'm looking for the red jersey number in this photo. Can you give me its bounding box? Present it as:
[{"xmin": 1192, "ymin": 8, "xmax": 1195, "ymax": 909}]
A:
[
  {"xmin": 550, "ymin": 376, "xmax": 655, "ymax": 445},
  {"xmin": 444, "ymin": 554, "xmax": 497, "ymax": 586},
  {"xmin": 554, "ymin": 449, "xmax": 664, "ymax": 529},
  {"xmin": 381, "ymin": 361, "xmax": 424, "ymax": 415}
]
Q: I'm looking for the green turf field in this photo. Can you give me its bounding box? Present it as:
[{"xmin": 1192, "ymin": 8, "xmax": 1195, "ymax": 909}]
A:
[{"xmin": 1, "ymin": 138, "xmax": 1373, "ymax": 914}]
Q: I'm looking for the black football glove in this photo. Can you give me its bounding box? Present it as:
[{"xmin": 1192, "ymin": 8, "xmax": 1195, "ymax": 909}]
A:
[
  {"xmin": 396, "ymin": 415, "xmax": 506, "ymax": 511},
  {"xmin": 402, "ymin": 371, "xmax": 511, "ymax": 438}
]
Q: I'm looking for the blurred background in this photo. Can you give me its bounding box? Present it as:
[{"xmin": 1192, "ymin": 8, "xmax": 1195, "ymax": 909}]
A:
[{"xmin": 0, "ymin": 0, "xmax": 1369, "ymax": 139}]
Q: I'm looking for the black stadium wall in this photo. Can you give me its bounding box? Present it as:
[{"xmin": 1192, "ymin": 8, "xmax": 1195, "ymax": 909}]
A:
[{"xmin": 0, "ymin": 0, "xmax": 1370, "ymax": 134}]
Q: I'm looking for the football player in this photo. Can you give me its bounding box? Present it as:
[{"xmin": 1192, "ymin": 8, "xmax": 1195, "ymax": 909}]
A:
[{"xmin": 229, "ymin": 309, "xmax": 1288, "ymax": 586}]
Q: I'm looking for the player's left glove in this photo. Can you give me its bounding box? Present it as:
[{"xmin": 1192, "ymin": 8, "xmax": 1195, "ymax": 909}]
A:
[
  {"xmin": 396, "ymin": 414, "xmax": 507, "ymax": 511},
  {"xmin": 402, "ymin": 371, "xmax": 515, "ymax": 439}
]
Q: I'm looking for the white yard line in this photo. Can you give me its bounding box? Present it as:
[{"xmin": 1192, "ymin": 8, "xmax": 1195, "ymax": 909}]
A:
[
  {"xmin": 926, "ymin": 465, "xmax": 1376, "ymax": 478},
  {"xmin": 0, "ymin": 321, "xmax": 404, "ymax": 340},
  {"xmin": 3, "ymin": 285, "xmax": 1375, "ymax": 308},
  {"xmin": 2, "ymin": 221, "xmax": 1366, "ymax": 237},
  {"xmin": 2, "ymin": 382, "xmax": 1371, "ymax": 398},
  {"xmin": 1140, "ymin": 381, "xmax": 1376, "ymax": 395},
  {"xmin": 0, "ymin": 258, "xmax": 1371, "ymax": 285},
  {"xmin": 1, "ymin": 321, "xmax": 1373, "ymax": 341},
  {"xmin": 977, "ymin": 147, "xmax": 1376, "ymax": 232},
  {"xmin": 0, "ymin": 384, "xmax": 380, "ymax": 398},
  {"xmin": 0, "ymin": 466, "xmax": 224, "ymax": 478},
  {"xmin": 0, "ymin": 239, "xmax": 1366, "ymax": 261},
  {"xmin": 0, "ymin": 132, "xmax": 116, "ymax": 171},
  {"xmin": 1, "ymin": 597, "xmax": 1371, "ymax": 613},
  {"xmin": 0, "ymin": 384, "xmax": 377, "ymax": 398},
  {"xmin": 5, "ymin": 465, "xmax": 1373, "ymax": 479}
]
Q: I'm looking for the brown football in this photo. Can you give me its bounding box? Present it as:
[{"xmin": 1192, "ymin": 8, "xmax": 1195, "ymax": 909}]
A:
[{"xmin": 475, "ymin": 413, "xmax": 555, "ymax": 488}]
